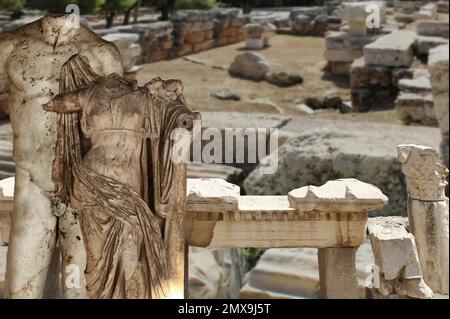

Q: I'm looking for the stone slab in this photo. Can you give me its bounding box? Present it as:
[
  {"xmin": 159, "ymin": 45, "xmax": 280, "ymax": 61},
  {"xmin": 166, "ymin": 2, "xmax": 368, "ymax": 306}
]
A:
[
  {"xmin": 364, "ymin": 30, "xmax": 416, "ymax": 67},
  {"xmin": 416, "ymin": 20, "xmax": 449, "ymax": 39}
]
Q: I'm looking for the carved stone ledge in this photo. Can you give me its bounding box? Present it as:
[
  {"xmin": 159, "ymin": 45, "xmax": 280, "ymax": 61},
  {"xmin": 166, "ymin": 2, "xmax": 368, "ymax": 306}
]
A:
[
  {"xmin": 186, "ymin": 178, "xmax": 240, "ymax": 212},
  {"xmin": 186, "ymin": 178, "xmax": 388, "ymax": 249},
  {"xmin": 287, "ymin": 178, "xmax": 389, "ymax": 213}
]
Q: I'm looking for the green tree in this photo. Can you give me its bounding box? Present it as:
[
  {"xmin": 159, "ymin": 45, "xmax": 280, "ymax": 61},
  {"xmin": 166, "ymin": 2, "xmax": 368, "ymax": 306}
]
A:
[
  {"xmin": 77, "ymin": 0, "xmax": 106, "ymax": 14},
  {"xmin": 175, "ymin": 0, "xmax": 217, "ymax": 10},
  {"xmin": 0, "ymin": 0, "xmax": 25, "ymax": 10},
  {"xmin": 159, "ymin": 0, "xmax": 176, "ymax": 21},
  {"xmin": 101, "ymin": 0, "xmax": 137, "ymax": 27}
]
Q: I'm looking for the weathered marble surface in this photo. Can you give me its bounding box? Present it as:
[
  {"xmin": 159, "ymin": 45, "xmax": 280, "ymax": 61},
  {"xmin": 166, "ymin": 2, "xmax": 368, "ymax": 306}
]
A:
[
  {"xmin": 368, "ymin": 217, "xmax": 433, "ymax": 299},
  {"xmin": 398, "ymin": 144, "xmax": 449, "ymax": 294}
]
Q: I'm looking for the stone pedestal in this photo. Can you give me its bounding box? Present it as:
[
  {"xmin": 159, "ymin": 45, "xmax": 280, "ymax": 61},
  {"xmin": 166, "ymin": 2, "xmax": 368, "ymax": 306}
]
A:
[
  {"xmin": 288, "ymin": 178, "xmax": 388, "ymax": 299},
  {"xmin": 244, "ymin": 23, "xmax": 276, "ymax": 50},
  {"xmin": 318, "ymin": 248, "xmax": 359, "ymax": 299},
  {"xmin": 398, "ymin": 144, "xmax": 449, "ymax": 294}
]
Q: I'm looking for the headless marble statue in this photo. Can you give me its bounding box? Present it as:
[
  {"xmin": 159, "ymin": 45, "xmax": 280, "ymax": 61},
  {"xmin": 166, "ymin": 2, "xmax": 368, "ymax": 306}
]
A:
[
  {"xmin": 0, "ymin": 14, "xmax": 123, "ymax": 298},
  {"xmin": 43, "ymin": 54, "xmax": 194, "ymax": 298}
]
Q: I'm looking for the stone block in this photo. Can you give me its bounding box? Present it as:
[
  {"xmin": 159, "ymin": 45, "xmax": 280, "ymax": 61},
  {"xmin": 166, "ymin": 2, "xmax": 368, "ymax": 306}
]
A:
[
  {"xmin": 186, "ymin": 178, "xmax": 240, "ymax": 212},
  {"xmin": 364, "ymin": 30, "xmax": 416, "ymax": 67},
  {"xmin": 318, "ymin": 248, "xmax": 359, "ymax": 299},
  {"xmin": 414, "ymin": 3, "xmax": 437, "ymax": 21},
  {"xmin": 416, "ymin": 20, "xmax": 449, "ymax": 39},
  {"xmin": 290, "ymin": 6, "xmax": 326, "ymax": 19},
  {"xmin": 324, "ymin": 49, "xmax": 364, "ymax": 62},
  {"xmin": 229, "ymin": 52, "xmax": 270, "ymax": 81},
  {"xmin": 328, "ymin": 61, "xmax": 352, "ymax": 75},
  {"xmin": 351, "ymin": 87, "xmax": 397, "ymax": 112},
  {"xmin": 367, "ymin": 217, "xmax": 433, "ymax": 299},
  {"xmin": 336, "ymin": 1, "xmax": 386, "ymax": 22},
  {"xmin": 395, "ymin": 93, "xmax": 436, "ymax": 125},
  {"xmin": 325, "ymin": 32, "xmax": 374, "ymax": 50},
  {"xmin": 350, "ymin": 57, "xmax": 392, "ymax": 87},
  {"xmin": 184, "ymin": 31, "xmax": 207, "ymax": 44},
  {"xmin": 398, "ymin": 76, "xmax": 432, "ymax": 95},
  {"xmin": 193, "ymin": 40, "xmax": 215, "ymax": 53},
  {"xmin": 415, "ymin": 36, "xmax": 449, "ymax": 57},
  {"xmin": 288, "ymin": 178, "xmax": 388, "ymax": 213}
]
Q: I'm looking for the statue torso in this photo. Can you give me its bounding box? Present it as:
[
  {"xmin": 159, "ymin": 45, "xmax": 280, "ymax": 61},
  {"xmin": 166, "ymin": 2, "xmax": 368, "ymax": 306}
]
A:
[
  {"xmin": 80, "ymin": 80, "xmax": 150, "ymax": 192},
  {"xmin": 4, "ymin": 21, "xmax": 114, "ymax": 192}
]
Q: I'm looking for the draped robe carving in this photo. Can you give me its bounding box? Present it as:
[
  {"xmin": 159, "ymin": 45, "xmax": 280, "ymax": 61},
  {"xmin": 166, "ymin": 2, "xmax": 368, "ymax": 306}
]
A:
[{"xmin": 43, "ymin": 54, "xmax": 195, "ymax": 298}]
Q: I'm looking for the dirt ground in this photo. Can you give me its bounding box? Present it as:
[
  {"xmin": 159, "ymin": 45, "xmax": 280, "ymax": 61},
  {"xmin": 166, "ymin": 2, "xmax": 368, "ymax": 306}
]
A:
[{"xmin": 137, "ymin": 34, "xmax": 402, "ymax": 124}]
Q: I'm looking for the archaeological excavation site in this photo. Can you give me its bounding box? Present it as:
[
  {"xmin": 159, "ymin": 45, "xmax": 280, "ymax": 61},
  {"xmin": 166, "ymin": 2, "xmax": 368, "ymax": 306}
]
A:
[{"xmin": 0, "ymin": 0, "xmax": 448, "ymax": 306}]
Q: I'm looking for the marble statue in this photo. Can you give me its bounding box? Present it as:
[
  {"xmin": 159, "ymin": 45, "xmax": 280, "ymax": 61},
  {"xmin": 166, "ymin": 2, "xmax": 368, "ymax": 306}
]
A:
[
  {"xmin": 0, "ymin": 14, "xmax": 123, "ymax": 298},
  {"xmin": 43, "ymin": 54, "xmax": 195, "ymax": 298}
]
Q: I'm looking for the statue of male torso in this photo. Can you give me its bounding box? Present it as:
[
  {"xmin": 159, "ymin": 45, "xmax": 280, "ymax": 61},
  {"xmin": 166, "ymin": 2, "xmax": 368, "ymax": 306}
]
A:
[{"xmin": 0, "ymin": 14, "xmax": 123, "ymax": 298}]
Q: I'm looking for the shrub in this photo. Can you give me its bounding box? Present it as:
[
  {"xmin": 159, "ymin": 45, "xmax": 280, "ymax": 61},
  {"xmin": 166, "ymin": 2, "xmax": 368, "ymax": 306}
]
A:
[
  {"xmin": 0, "ymin": 0, "xmax": 26, "ymax": 10},
  {"xmin": 243, "ymin": 248, "xmax": 266, "ymax": 270},
  {"xmin": 175, "ymin": 0, "xmax": 217, "ymax": 10}
]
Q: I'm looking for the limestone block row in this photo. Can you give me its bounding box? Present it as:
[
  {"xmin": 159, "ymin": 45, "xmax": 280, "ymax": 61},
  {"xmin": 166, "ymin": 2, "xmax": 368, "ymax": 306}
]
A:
[
  {"xmin": 98, "ymin": 9, "xmax": 247, "ymax": 64},
  {"xmin": 126, "ymin": 21, "xmax": 174, "ymax": 64}
]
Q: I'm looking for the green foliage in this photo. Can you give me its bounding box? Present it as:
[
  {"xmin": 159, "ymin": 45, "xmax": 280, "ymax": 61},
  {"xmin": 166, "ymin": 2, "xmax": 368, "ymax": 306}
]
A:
[
  {"xmin": 175, "ymin": 0, "xmax": 217, "ymax": 10},
  {"xmin": 0, "ymin": 0, "xmax": 26, "ymax": 10},
  {"xmin": 77, "ymin": 0, "xmax": 106, "ymax": 14},
  {"xmin": 243, "ymin": 248, "xmax": 266, "ymax": 270},
  {"xmin": 221, "ymin": 0, "xmax": 324, "ymax": 7},
  {"xmin": 25, "ymin": 0, "xmax": 75, "ymax": 13},
  {"xmin": 102, "ymin": 0, "xmax": 137, "ymax": 12}
]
